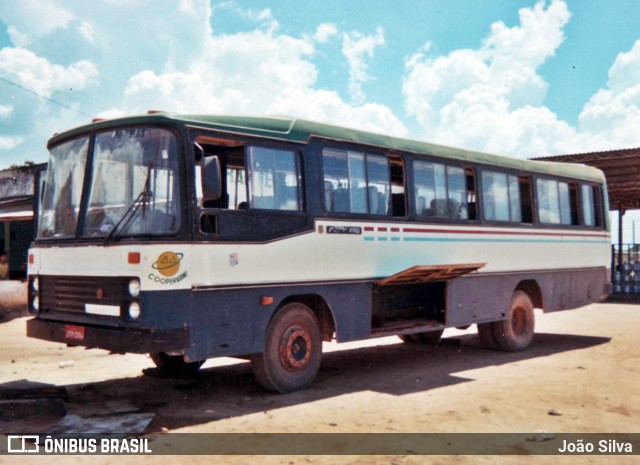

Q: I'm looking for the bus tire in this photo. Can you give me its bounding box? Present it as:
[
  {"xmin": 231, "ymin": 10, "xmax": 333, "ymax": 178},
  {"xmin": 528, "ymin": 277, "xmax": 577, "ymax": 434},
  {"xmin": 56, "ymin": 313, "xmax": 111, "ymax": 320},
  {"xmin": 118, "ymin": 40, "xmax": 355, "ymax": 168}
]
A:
[
  {"xmin": 149, "ymin": 352, "xmax": 204, "ymax": 376},
  {"xmin": 480, "ymin": 291, "xmax": 535, "ymax": 352},
  {"xmin": 400, "ymin": 330, "xmax": 444, "ymax": 344},
  {"xmin": 251, "ymin": 303, "xmax": 322, "ymax": 393}
]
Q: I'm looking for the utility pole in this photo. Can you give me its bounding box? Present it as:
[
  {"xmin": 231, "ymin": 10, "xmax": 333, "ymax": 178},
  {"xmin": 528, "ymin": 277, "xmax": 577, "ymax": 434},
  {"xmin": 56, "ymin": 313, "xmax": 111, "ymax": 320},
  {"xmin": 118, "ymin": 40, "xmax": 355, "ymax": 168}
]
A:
[{"xmin": 618, "ymin": 204, "xmax": 624, "ymax": 271}]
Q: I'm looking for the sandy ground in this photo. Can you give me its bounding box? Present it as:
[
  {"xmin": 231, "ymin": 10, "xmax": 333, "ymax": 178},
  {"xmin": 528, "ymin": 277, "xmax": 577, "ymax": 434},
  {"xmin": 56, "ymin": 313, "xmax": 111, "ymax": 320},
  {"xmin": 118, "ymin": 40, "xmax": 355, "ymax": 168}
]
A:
[
  {"xmin": 0, "ymin": 281, "xmax": 26, "ymax": 312},
  {"xmin": 0, "ymin": 302, "xmax": 638, "ymax": 464}
]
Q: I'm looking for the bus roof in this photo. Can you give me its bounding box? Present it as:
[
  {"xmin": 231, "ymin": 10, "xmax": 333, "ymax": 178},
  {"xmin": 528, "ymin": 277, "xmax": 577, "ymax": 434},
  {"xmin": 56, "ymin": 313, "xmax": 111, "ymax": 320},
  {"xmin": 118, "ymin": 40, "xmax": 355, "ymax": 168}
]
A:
[{"xmin": 50, "ymin": 113, "xmax": 606, "ymax": 183}]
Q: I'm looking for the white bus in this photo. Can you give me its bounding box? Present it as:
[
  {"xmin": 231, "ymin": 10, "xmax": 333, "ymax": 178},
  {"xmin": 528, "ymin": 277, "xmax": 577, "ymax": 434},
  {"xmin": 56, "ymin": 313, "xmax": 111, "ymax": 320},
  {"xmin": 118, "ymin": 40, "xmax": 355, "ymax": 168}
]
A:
[{"xmin": 27, "ymin": 113, "xmax": 611, "ymax": 392}]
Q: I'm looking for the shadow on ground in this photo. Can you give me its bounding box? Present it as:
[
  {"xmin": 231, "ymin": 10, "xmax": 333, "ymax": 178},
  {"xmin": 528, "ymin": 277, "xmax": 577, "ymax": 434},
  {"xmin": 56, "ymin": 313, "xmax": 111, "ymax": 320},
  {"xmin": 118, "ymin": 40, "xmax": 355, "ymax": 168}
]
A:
[{"xmin": 0, "ymin": 331, "xmax": 610, "ymax": 433}]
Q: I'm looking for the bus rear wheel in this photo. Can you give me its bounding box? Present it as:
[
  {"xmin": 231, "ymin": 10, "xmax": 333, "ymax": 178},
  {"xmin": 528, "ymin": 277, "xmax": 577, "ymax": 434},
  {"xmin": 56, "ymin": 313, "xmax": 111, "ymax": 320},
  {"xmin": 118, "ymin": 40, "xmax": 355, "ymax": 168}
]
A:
[
  {"xmin": 251, "ymin": 303, "xmax": 322, "ymax": 393},
  {"xmin": 149, "ymin": 352, "xmax": 204, "ymax": 376},
  {"xmin": 478, "ymin": 290, "xmax": 535, "ymax": 352}
]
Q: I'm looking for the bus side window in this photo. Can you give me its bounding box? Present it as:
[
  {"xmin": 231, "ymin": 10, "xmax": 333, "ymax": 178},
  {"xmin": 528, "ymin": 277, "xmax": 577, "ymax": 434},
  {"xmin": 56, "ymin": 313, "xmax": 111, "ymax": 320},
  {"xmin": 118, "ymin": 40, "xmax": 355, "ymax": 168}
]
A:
[
  {"xmin": 536, "ymin": 178, "xmax": 579, "ymax": 226},
  {"xmin": 195, "ymin": 142, "xmax": 247, "ymax": 210},
  {"xmin": 322, "ymin": 148, "xmax": 392, "ymax": 216},
  {"xmin": 413, "ymin": 161, "xmax": 445, "ymax": 218},
  {"xmin": 519, "ymin": 176, "xmax": 533, "ymax": 223},
  {"xmin": 226, "ymin": 167, "xmax": 247, "ymax": 209},
  {"xmin": 248, "ymin": 146, "xmax": 303, "ymax": 211},
  {"xmin": 465, "ymin": 167, "xmax": 477, "ymax": 220},
  {"xmin": 446, "ymin": 166, "xmax": 468, "ymax": 219},
  {"xmin": 593, "ymin": 185, "xmax": 604, "ymax": 227},
  {"xmin": 414, "ymin": 161, "xmax": 474, "ymax": 221},
  {"xmin": 568, "ymin": 183, "xmax": 580, "ymax": 225},
  {"xmin": 481, "ymin": 170, "xmax": 532, "ymax": 224},
  {"xmin": 558, "ymin": 181, "xmax": 579, "ymax": 225},
  {"xmin": 581, "ymin": 184, "xmax": 603, "ymax": 227},
  {"xmin": 389, "ymin": 156, "xmax": 406, "ymax": 217},
  {"xmin": 481, "ymin": 171, "xmax": 510, "ymax": 221}
]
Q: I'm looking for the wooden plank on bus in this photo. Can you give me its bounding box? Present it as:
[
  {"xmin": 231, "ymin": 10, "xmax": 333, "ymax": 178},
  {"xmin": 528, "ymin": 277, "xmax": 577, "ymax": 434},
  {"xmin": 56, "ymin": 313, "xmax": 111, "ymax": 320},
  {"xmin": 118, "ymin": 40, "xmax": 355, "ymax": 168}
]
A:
[{"xmin": 375, "ymin": 263, "xmax": 486, "ymax": 286}]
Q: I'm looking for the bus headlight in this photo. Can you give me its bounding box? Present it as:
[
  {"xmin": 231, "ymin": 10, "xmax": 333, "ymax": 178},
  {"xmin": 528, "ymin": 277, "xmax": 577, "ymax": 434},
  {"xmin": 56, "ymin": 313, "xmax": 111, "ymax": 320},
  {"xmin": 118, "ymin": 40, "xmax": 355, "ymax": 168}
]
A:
[
  {"xmin": 128, "ymin": 302, "xmax": 141, "ymax": 320},
  {"xmin": 128, "ymin": 279, "xmax": 141, "ymax": 297},
  {"xmin": 32, "ymin": 276, "xmax": 39, "ymax": 292},
  {"xmin": 32, "ymin": 296, "xmax": 40, "ymax": 311}
]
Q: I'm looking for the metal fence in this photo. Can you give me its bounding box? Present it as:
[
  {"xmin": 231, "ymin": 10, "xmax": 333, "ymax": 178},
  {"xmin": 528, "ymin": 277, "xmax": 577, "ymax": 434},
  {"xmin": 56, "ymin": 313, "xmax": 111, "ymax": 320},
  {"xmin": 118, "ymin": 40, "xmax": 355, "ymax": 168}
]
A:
[{"xmin": 611, "ymin": 244, "xmax": 640, "ymax": 295}]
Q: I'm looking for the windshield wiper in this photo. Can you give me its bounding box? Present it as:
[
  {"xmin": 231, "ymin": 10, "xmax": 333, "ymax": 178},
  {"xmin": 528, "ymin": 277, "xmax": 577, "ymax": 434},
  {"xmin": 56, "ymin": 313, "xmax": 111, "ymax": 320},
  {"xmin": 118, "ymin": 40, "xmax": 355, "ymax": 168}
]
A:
[{"xmin": 103, "ymin": 175, "xmax": 150, "ymax": 245}]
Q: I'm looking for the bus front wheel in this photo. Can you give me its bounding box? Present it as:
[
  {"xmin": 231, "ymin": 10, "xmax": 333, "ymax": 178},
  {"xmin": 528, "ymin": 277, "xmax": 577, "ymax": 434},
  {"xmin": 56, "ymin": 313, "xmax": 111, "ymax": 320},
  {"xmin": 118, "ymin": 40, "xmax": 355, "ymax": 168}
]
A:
[
  {"xmin": 251, "ymin": 303, "xmax": 322, "ymax": 393},
  {"xmin": 478, "ymin": 290, "xmax": 535, "ymax": 352}
]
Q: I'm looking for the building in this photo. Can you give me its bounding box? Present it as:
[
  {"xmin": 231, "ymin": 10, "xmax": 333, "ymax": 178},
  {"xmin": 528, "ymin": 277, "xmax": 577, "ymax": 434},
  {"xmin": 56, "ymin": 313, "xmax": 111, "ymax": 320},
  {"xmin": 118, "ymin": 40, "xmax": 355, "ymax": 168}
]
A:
[{"xmin": 0, "ymin": 163, "xmax": 46, "ymax": 279}]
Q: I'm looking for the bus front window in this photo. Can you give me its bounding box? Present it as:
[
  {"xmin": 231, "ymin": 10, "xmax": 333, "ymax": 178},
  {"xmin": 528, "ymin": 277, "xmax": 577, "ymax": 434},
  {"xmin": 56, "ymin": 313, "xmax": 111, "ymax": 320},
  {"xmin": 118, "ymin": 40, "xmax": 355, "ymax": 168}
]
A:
[
  {"xmin": 37, "ymin": 137, "xmax": 89, "ymax": 239},
  {"xmin": 82, "ymin": 128, "xmax": 181, "ymax": 238},
  {"xmin": 37, "ymin": 127, "xmax": 181, "ymax": 240}
]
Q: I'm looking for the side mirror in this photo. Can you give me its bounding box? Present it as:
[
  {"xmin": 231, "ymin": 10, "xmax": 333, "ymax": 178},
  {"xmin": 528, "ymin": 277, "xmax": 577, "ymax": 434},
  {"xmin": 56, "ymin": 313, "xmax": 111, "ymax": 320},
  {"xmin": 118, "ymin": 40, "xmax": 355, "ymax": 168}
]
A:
[{"xmin": 201, "ymin": 155, "xmax": 222, "ymax": 203}]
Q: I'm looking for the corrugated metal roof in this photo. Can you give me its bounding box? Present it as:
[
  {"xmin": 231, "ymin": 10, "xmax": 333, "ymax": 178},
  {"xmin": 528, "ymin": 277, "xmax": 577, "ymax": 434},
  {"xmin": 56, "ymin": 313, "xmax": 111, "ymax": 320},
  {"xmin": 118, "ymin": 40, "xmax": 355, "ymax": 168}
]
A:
[
  {"xmin": 535, "ymin": 148, "xmax": 640, "ymax": 210},
  {"xmin": 0, "ymin": 196, "xmax": 34, "ymax": 221}
]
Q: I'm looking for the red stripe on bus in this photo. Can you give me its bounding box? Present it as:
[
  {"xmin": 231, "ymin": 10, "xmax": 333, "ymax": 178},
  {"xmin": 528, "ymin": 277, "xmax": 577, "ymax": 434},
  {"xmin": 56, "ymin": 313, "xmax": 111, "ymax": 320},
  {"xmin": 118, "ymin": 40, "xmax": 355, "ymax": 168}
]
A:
[{"xmin": 402, "ymin": 227, "xmax": 609, "ymax": 239}]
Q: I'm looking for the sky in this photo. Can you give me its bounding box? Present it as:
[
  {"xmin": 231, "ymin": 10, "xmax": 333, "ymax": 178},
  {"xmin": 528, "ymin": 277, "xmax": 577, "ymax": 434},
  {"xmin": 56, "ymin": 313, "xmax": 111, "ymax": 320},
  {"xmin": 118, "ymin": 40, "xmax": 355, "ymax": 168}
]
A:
[{"xmin": 2, "ymin": 0, "xmax": 640, "ymax": 167}]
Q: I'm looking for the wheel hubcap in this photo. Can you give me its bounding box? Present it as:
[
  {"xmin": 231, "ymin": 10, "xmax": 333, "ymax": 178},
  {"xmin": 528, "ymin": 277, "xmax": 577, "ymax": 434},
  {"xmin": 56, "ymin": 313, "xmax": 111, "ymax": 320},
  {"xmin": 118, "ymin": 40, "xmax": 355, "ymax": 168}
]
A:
[
  {"xmin": 511, "ymin": 307, "xmax": 526, "ymax": 335},
  {"xmin": 280, "ymin": 326, "xmax": 312, "ymax": 371}
]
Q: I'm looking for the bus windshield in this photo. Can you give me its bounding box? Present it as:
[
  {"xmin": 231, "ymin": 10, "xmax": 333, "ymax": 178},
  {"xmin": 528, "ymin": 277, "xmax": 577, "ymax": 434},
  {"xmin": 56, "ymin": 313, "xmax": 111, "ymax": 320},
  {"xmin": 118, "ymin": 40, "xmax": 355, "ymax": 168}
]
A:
[{"xmin": 37, "ymin": 127, "xmax": 181, "ymax": 240}]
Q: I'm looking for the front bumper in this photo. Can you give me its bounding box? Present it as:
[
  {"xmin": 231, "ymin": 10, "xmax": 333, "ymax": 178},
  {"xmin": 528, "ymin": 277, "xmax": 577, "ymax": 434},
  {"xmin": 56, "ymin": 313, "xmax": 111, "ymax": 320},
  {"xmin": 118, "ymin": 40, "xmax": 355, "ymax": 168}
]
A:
[{"xmin": 26, "ymin": 318, "xmax": 190, "ymax": 354}]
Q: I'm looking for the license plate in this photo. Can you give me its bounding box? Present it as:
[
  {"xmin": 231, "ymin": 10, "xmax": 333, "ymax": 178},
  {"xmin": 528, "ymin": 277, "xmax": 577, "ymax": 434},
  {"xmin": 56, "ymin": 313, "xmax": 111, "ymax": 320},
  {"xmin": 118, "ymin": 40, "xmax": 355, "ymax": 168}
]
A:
[{"xmin": 64, "ymin": 325, "xmax": 85, "ymax": 341}]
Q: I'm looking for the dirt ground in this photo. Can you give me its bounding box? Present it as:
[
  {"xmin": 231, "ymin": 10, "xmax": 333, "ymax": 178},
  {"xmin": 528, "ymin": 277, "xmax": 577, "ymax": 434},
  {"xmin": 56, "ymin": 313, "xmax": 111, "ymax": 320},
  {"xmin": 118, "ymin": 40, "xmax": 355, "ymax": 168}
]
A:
[{"xmin": 0, "ymin": 302, "xmax": 638, "ymax": 465}]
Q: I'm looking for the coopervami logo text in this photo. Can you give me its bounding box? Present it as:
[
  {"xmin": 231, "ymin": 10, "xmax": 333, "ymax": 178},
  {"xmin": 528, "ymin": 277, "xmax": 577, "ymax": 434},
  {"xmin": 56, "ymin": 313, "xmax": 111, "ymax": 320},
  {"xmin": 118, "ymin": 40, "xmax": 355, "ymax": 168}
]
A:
[{"xmin": 149, "ymin": 251, "xmax": 188, "ymax": 285}]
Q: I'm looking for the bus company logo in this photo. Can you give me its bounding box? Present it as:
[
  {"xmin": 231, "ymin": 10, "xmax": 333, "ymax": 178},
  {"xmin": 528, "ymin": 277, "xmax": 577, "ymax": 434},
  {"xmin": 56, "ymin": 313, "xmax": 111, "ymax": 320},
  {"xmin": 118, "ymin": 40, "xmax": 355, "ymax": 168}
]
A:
[
  {"xmin": 149, "ymin": 251, "xmax": 188, "ymax": 285},
  {"xmin": 8, "ymin": 435, "xmax": 40, "ymax": 454},
  {"xmin": 152, "ymin": 251, "xmax": 183, "ymax": 277}
]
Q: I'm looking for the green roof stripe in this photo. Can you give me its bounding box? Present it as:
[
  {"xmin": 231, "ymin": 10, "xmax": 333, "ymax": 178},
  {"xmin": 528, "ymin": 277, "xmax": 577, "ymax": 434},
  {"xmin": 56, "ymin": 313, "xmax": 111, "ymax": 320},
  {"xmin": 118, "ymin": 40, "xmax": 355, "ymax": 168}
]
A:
[{"xmin": 50, "ymin": 113, "xmax": 606, "ymax": 183}]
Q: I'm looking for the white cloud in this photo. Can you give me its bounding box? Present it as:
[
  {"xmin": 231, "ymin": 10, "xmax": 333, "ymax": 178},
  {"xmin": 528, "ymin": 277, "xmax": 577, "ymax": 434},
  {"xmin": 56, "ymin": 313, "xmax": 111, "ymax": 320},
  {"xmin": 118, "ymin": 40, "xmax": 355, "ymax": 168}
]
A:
[
  {"xmin": 237, "ymin": 6, "xmax": 279, "ymax": 33},
  {"xmin": 267, "ymin": 88, "xmax": 408, "ymax": 138},
  {"xmin": 0, "ymin": 104, "xmax": 13, "ymax": 117},
  {"xmin": 313, "ymin": 23, "xmax": 338, "ymax": 43},
  {"xmin": 76, "ymin": 20, "xmax": 95, "ymax": 43},
  {"xmin": 0, "ymin": 136, "xmax": 23, "ymax": 151},
  {"xmin": 119, "ymin": 26, "xmax": 317, "ymax": 115},
  {"xmin": 481, "ymin": 0, "xmax": 569, "ymax": 69},
  {"xmin": 342, "ymin": 27, "xmax": 385, "ymax": 104},
  {"xmin": 0, "ymin": 47, "xmax": 98, "ymax": 97},
  {"xmin": 0, "ymin": 0, "xmax": 409, "ymax": 169},
  {"xmin": 403, "ymin": 0, "xmax": 572, "ymax": 157},
  {"xmin": 2, "ymin": 0, "xmax": 74, "ymax": 47},
  {"xmin": 119, "ymin": 16, "xmax": 405, "ymax": 137},
  {"xmin": 16, "ymin": 0, "xmax": 640, "ymax": 171},
  {"xmin": 0, "ymin": 46, "xmax": 99, "ymax": 158},
  {"xmin": 403, "ymin": 0, "xmax": 640, "ymax": 157},
  {"xmin": 577, "ymin": 39, "xmax": 640, "ymax": 149}
]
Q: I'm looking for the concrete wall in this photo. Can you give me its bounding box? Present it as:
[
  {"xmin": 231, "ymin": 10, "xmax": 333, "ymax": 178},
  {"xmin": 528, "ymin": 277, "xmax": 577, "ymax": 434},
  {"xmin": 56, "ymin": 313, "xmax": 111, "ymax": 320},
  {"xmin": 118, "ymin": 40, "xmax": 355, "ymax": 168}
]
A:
[{"xmin": 0, "ymin": 166, "xmax": 35, "ymax": 198}]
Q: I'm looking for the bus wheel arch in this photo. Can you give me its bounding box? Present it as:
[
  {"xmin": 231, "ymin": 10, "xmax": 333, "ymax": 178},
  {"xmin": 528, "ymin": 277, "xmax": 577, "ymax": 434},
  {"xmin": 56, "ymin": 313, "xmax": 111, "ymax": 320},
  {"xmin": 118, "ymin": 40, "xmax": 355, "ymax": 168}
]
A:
[
  {"xmin": 278, "ymin": 294, "xmax": 337, "ymax": 342},
  {"xmin": 515, "ymin": 280, "xmax": 543, "ymax": 310},
  {"xmin": 251, "ymin": 301, "xmax": 323, "ymax": 393}
]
